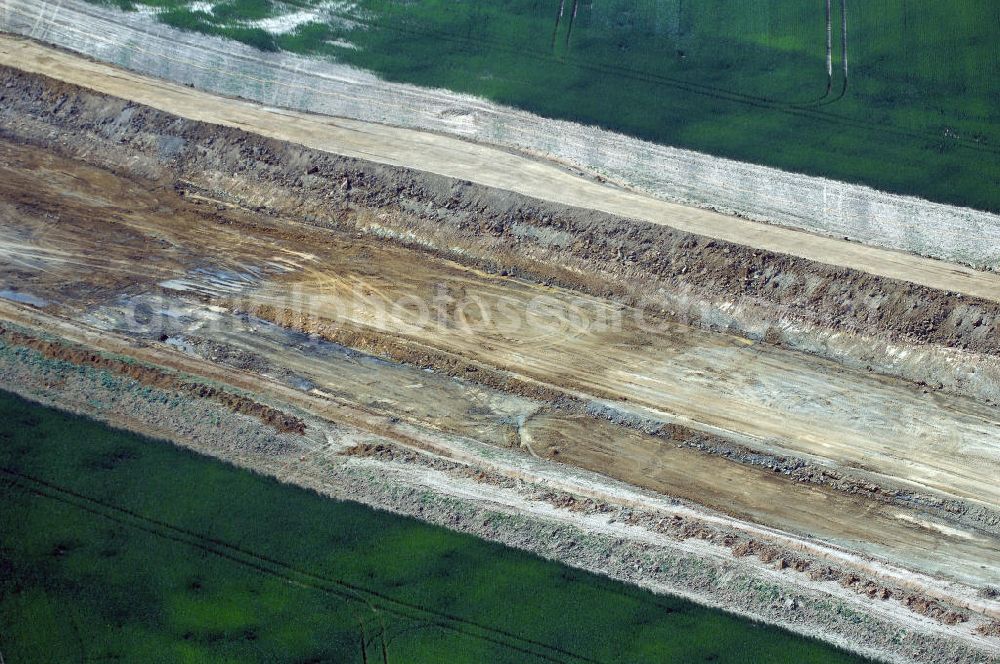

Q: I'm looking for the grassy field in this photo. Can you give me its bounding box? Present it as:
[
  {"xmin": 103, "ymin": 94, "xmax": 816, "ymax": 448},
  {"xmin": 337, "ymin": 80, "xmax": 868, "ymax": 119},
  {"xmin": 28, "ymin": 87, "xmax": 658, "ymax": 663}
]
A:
[
  {"xmin": 0, "ymin": 389, "xmax": 870, "ymax": 663},
  {"xmin": 93, "ymin": 0, "xmax": 1000, "ymax": 212}
]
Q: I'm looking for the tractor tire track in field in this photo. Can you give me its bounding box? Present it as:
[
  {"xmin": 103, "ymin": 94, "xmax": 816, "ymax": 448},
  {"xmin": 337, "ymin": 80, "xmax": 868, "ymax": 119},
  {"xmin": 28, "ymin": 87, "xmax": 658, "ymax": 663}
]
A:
[
  {"xmin": 777, "ymin": 0, "xmax": 837, "ymax": 107},
  {"xmin": 0, "ymin": 467, "xmax": 607, "ymax": 664},
  {"xmin": 796, "ymin": 0, "xmax": 849, "ymax": 108},
  {"xmin": 838, "ymin": 0, "xmax": 850, "ymax": 96},
  {"xmin": 814, "ymin": 0, "xmax": 849, "ymax": 107},
  {"xmin": 563, "ymin": 0, "xmax": 580, "ymax": 49},
  {"xmin": 825, "ymin": 0, "xmax": 833, "ymax": 96},
  {"xmin": 842, "ymin": 0, "xmax": 849, "ymax": 83},
  {"xmin": 550, "ymin": 0, "xmax": 565, "ymax": 51}
]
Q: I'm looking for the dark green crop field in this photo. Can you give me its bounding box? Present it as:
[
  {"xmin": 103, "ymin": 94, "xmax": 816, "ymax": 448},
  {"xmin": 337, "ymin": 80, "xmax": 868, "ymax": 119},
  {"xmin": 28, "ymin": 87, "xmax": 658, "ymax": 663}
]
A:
[
  {"xmin": 0, "ymin": 390, "xmax": 869, "ymax": 663},
  {"xmin": 97, "ymin": 0, "xmax": 1000, "ymax": 212}
]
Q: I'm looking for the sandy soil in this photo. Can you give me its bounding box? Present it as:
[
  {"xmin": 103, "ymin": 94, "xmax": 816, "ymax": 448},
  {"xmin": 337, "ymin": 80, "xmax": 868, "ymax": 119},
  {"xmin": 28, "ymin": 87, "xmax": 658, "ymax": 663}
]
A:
[
  {"xmin": 255, "ymin": 258, "xmax": 1000, "ymax": 515},
  {"xmin": 1, "ymin": 35, "xmax": 999, "ymax": 304},
  {"xmin": 8, "ymin": 136, "xmax": 998, "ymax": 520}
]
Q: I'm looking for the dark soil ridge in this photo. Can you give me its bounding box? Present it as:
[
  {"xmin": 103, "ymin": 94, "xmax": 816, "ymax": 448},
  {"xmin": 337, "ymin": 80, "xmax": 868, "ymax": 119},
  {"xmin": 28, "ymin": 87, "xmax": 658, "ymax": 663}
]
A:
[
  {"xmin": 0, "ymin": 324, "xmax": 305, "ymax": 434},
  {"xmin": 0, "ymin": 66, "xmax": 998, "ymax": 404}
]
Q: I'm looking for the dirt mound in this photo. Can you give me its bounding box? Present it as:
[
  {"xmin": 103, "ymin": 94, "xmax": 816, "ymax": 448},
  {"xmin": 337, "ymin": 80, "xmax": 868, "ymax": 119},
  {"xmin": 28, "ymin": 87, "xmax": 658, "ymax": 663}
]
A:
[{"xmin": 0, "ymin": 325, "xmax": 305, "ymax": 434}]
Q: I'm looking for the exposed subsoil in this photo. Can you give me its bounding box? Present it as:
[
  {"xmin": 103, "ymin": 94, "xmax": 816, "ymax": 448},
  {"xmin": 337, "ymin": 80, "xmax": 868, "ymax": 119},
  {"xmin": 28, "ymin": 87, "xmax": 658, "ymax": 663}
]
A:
[
  {"xmin": 0, "ymin": 96, "xmax": 996, "ymax": 547},
  {"xmin": 0, "ymin": 325, "xmax": 304, "ymax": 434},
  {"xmin": 251, "ymin": 304, "xmax": 1000, "ymax": 534},
  {"xmin": 0, "ymin": 69, "xmax": 996, "ymax": 540}
]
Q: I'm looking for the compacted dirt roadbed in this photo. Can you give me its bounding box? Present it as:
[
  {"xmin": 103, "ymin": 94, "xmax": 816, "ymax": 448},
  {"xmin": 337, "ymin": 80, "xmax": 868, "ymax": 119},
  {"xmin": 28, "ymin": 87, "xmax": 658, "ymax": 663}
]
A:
[{"xmin": 0, "ymin": 36, "xmax": 998, "ymax": 663}]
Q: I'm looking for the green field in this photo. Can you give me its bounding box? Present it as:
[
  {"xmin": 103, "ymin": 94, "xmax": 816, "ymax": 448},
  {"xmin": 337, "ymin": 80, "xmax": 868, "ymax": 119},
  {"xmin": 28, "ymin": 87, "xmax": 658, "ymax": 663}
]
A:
[
  {"xmin": 0, "ymin": 389, "xmax": 870, "ymax": 663},
  {"xmin": 95, "ymin": 0, "xmax": 1000, "ymax": 212}
]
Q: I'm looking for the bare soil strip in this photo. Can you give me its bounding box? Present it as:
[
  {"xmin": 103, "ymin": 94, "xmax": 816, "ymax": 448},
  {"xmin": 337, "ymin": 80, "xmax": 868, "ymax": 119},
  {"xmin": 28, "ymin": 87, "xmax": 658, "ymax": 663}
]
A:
[
  {"xmin": 2, "ymin": 132, "xmax": 997, "ymax": 528},
  {"xmin": 3, "ymin": 57, "xmax": 999, "ymax": 414}
]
